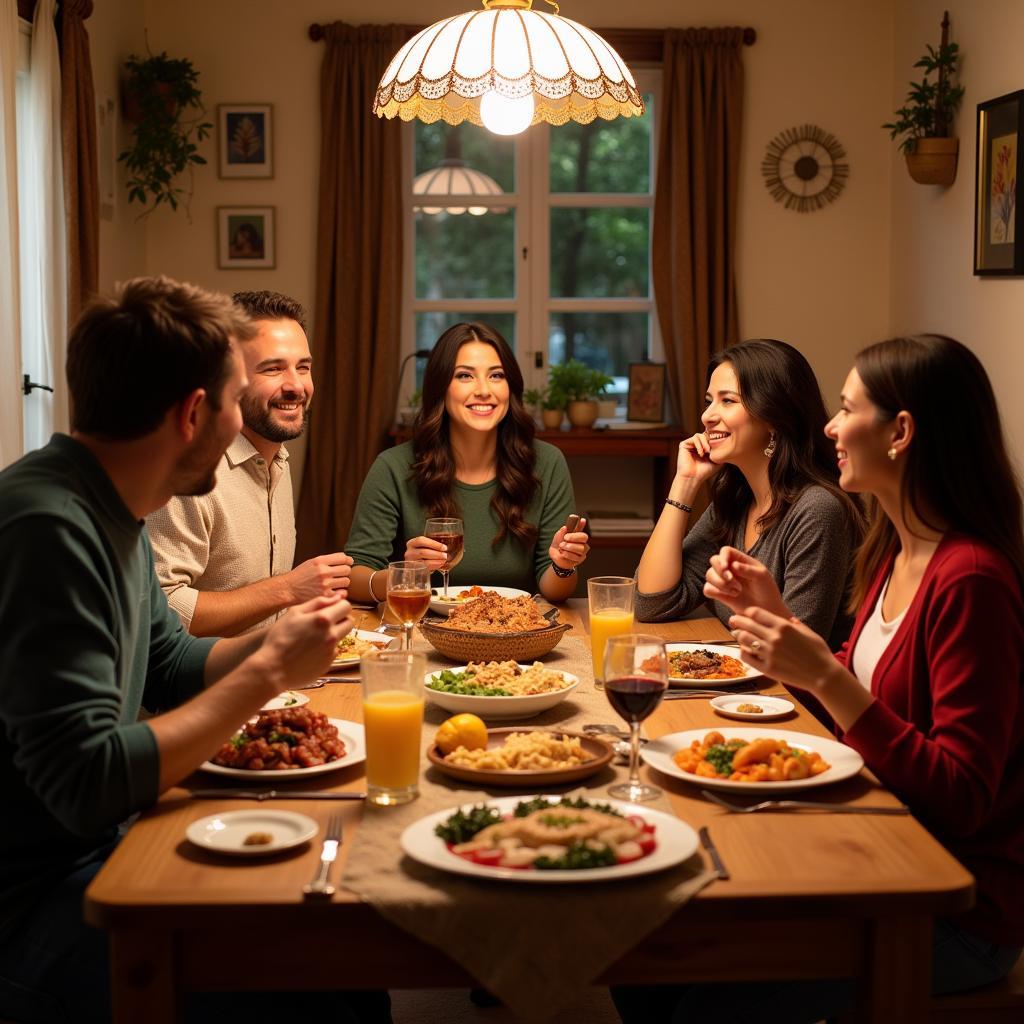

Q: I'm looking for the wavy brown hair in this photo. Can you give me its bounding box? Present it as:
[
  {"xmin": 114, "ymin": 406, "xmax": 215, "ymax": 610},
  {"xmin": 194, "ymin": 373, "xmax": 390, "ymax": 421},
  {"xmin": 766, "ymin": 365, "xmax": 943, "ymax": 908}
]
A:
[
  {"xmin": 706, "ymin": 339, "xmax": 864, "ymax": 545},
  {"xmin": 411, "ymin": 323, "xmax": 540, "ymax": 548},
  {"xmin": 850, "ymin": 334, "xmax": 1024, "ymax": 608}
]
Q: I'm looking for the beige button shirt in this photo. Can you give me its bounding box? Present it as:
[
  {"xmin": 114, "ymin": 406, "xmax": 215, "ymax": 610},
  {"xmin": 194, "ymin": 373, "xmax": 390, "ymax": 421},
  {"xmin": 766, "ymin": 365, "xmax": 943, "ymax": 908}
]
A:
[{"xmin": 146, "ymin": 435, "xmax": 296, "ymax": 633}]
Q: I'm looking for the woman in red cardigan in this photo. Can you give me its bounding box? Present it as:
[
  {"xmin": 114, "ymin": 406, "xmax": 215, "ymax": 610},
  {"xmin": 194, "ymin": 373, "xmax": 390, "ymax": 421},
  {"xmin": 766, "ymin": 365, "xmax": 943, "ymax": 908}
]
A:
[{"xmin": 615, "ymin": 335, "xmax": 1022, "ymax": 1024}]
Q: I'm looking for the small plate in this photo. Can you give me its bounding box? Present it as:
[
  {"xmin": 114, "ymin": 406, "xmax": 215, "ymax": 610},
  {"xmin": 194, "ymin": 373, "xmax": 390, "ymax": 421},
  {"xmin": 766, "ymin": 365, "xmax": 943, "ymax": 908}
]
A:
[
  {"xmin": 424, "ymin": 665, "xmax": 579, "ymax": 720},
  {"xmin": 427, "ymin": 728, "xmax": 613, "ymax": 787},
  {"xmin": 429, "ymin": 585, "xmax": 530, "ymax": 616},
  {"xmin": 331, "ymin": 629, "xmax": 398, "ymax": 668},
  {"xmin": 665, "ymin": 642, "xmax": 763, "ymax": 689},
  {"xmin": 200, "ymin": 719, "xmax": 365, "ymax": 779},
  {"xmin": 261, "ymin": 690, "xmax": 309, "ymax": 711},
  {"xmin": 186, "ymin": 809, "xmax": 318, "ymax": 856},
  {"xmin": 709, "ymin": 694, "xmax": 794, "ymax": 720}
]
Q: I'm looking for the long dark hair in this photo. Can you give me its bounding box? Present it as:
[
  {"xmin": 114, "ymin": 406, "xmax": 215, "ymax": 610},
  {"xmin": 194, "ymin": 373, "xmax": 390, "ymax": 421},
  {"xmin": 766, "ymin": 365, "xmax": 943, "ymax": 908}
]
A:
[
  {"xmin": 411, "ymin": 322, "xmax": 540, "ymax": 548},
  {"xmin": 851, "ymin": 334, "xmax": 1024, "ymax": 606},
  {"xmin": 707, "ymin": 338, "xmax": 862, "ymax": 544}
]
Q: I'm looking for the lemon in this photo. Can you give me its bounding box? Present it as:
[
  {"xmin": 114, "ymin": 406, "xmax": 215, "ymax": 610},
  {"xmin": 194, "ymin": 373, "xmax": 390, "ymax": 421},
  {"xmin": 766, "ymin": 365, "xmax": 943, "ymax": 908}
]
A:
[{"xmin": 435, "ymin": 714, "xmax": 488, "ymax": 755}]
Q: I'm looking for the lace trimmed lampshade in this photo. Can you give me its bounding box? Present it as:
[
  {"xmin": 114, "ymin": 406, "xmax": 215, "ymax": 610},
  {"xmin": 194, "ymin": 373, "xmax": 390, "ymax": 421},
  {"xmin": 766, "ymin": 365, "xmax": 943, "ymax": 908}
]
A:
[{"xmin": 373, "ymin": 0, "xmax": 644, "ymax": 136}]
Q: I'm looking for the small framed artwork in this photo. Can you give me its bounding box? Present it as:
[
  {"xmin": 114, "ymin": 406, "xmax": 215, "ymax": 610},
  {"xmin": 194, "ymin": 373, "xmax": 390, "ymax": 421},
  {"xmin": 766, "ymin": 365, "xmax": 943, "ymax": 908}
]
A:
[
  {"xmin": 218, "ymin": 207, "xmax": 275, "ymax": 269},
  {"xmin": 218, "ymin": 104, "xmax": 273, "ymax": 178},
  {"xmin": 974, "ymin": 90, "xmax": 1024, "ymax": 275},
  {"xmin": 627, "ymin": 362, "xmax": 667, "ymax": 423}
]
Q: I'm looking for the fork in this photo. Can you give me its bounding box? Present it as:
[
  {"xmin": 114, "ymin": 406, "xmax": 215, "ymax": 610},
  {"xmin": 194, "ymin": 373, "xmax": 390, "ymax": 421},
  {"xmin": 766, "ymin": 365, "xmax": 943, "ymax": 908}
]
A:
[
  {"xmin": 701, "ymin": 789, "xmax": 910, "ymax": 815},
  {"xmin": 303, "ymin": 812, "xmax": 343, "ymax": 897},
  {"xmin": 662, "ymin": 684, "xmax": 762, "ymax": 699}
]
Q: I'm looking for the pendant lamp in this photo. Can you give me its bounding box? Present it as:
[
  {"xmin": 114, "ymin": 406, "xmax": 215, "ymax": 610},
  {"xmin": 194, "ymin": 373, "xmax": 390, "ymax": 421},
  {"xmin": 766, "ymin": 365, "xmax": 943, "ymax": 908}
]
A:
[{"xmin": 413, "ymin": 127, "xmax": 506, "ymax": 215}]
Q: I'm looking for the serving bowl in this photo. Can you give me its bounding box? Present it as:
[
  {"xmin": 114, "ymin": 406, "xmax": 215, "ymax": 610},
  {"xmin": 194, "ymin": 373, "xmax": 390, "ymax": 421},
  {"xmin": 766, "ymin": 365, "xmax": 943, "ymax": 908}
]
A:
[
  {"xmin": 423, "ymin": 664, "xmax": 579, "ymax": 719},
  {"xmin": 418, "ymin": 618, "xmax": 570, "ymax": 662}
]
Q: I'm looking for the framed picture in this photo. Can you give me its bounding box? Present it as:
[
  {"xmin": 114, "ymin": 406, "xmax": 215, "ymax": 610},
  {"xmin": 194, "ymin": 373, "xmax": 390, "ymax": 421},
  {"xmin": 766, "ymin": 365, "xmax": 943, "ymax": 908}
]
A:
[
  {"xmin": 627, "ymin": 362, "xmax": 667, "ymax": 423},
  {"xmin": 974, "ymin": 90, "xmax": 1024, "ymax": 275},
  {"xmin": 218, "ymin": 207, "xmax": 275, "ymax": 269},
  {"xmin": 218, "ymin": 104, "xmax": 273, "ymax": 178}
]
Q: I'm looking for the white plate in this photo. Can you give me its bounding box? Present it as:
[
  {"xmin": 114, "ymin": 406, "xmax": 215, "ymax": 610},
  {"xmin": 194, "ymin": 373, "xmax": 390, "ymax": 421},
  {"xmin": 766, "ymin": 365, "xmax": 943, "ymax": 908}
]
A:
[
  {"xmin": 331, "ymin": 628, "xmax": 399, "ymax": 667},
  {"xmin": 199, "ymin": 719, "xmax": 366, "ymax": 779},
  {"xmin": 665, "ymin": 642, "xmax": 764, "ymax": 688},
  {"xmin": 186, "ymin": 809, "xmax": 318, "ymax": 856},
  {"xmin": 261, "ymin": 690, "xmax": 309, "ymax": 711},
  {"xmin": 429, "ymin": 585, "xmax": 531, "ymax": 616},
  {"xmin": 641, "ymin": 727, "xmax": 864, "ymax": 793},
  {"xmin": 400, "ymin": 795, "xmax": 699, "ymax": 883},
  {"xmin": 423, "ymin": 664, "xmax": 579, "ymax": 720},
  {"xmin": 709, "ymin": 694, "xmax": 794, "ymax": 720}
]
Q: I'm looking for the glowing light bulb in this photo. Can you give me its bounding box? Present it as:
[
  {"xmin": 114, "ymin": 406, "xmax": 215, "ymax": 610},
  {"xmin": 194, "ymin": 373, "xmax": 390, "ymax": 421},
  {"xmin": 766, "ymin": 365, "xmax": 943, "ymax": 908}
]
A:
[{"xmin": 480, "ymin": 91, "xmax": 535, "ymax": 136}]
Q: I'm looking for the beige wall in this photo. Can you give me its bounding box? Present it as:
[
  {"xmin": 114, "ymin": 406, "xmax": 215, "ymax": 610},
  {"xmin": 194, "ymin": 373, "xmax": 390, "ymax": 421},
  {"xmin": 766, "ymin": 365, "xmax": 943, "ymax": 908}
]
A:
[{"xmin": 890, "ymin": 0, "xmax": 1024, "ymax": 463}]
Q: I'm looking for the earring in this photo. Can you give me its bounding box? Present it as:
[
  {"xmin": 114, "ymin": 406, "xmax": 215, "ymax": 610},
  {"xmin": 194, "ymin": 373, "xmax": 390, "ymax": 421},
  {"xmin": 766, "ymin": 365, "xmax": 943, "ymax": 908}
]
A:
[
  {"xmin": 764, "ymin": 432, "xmax": 777, "ymax": 458},
  {"xmin": 887, "ymin": 447, "xmax": 897, "ymax": 461}
]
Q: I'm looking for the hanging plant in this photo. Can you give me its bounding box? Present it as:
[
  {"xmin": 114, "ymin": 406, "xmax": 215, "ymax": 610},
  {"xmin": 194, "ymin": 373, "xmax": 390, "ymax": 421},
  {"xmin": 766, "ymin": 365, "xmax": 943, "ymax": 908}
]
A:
[{"xmin": 118, "ymin": 51, "xmax": 212, "ymax": 216}]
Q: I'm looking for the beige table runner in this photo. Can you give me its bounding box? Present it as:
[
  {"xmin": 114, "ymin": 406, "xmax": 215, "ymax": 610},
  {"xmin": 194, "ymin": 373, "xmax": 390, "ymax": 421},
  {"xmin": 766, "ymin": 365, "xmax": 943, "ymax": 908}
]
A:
[{"xmin": 341, "ymin": 636, "xmax": 716, "ymax": 1022}]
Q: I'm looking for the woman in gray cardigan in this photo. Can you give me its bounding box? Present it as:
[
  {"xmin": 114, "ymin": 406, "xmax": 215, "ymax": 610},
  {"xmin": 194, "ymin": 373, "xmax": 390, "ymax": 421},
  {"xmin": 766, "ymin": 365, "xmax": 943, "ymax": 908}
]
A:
[{"xmin": 635, "ymin": 339, "xmax": 863, "ymax": 649}]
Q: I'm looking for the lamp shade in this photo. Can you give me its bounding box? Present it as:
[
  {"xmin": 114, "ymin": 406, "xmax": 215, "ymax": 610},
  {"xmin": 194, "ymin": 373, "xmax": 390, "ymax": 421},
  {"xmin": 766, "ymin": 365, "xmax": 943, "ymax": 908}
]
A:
[
  {"xmin": 373, "ymin": 1, "xmax": 644, "ymax": 130},
  {"xmin": 413, "ymin": 159, "xmax": 505, "ymax": 215}
]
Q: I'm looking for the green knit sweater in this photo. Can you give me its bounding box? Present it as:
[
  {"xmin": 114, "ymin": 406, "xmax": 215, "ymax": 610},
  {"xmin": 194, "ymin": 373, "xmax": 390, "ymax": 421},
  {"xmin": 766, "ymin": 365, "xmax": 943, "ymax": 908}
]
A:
[{"xmin": 346, "ymin": 440, "xmax": 574, "ymax": 593}]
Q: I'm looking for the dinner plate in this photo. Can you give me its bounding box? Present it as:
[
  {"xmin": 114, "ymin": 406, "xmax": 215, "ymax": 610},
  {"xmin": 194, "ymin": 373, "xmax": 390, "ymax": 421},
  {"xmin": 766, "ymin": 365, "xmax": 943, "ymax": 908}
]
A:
[
  {"xmin": 709, "ymin": 694, "xmax": 794, "ymax": 721},
  {"xmin": 331, "ymin": 628, "xmax": 398, "ymax": 668},
  {"xmin": 664, "ymin": 642, "xmax": 763, "ymax": 689},
  {"xmin": 261, "ymin": 690, "xmax": 309, "ymax": 711},
  {"xmin": 641, "ymin": 727, "xmax": 864, "ymax": 793},
  {"xmin": 423, "ymin": 664, "xmax": 579, "ymax": 719},
  {"xmin": 400, "ymin": 795, "xmax": 699, "ymax": 883},
  {"xmin": 426, "ymin": 728, "xmax": 613, "ymax": 787},
  {"xmin": 186, "ymin": 809, "xmax": 318, "ymax": 856},
  {"xmin": 429, "ymin": 585, "xmax": 530, "ymax": 616},
  {"xmin": 199, "ymin": 719, "xmax": 366, "ymax": 779}
]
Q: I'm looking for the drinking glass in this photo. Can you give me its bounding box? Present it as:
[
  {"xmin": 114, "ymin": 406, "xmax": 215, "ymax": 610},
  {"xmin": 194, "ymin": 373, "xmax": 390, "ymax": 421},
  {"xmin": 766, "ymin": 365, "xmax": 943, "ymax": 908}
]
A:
[
  {"xmin": 588, "ymin": 576, "xmax": 637, "ymax": 690},
  {"xmin": 424, "ymin": 517, "xmax": 464, "ymax": 599},
  {"xmin": 362, "ymin": 650, "xmax": 426, "ymax": 806},
  {"xmin": 386, "ymin": 560, "xmax": 431, "ymax": 651},
  {"xmin": 604, "ymin": 634, "xmax": 668, "ymax": 802}
]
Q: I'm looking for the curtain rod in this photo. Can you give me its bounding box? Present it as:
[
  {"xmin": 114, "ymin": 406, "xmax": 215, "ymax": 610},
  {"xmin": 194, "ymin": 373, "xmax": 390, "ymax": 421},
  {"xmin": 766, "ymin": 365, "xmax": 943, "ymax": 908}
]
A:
[{"xmin": 307, "ymin": 23, "xmax": 758, "ymax": 50}]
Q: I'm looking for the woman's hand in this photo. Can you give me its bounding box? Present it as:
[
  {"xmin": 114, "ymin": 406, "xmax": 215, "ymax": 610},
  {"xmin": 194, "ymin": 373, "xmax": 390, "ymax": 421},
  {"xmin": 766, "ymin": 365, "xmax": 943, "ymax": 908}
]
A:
[
  {"xmin": 676, "ymin": 432, "xmax": 722, "ymax": 488},
  {"xmin": 403, "ymin": 535, "xmax": 449, "ymax": 571},
  {"xmin": 549, "ymin": 517, "xmax": 590, "ymax": 571},
  {"xmin": 705, "ymin": 547, "xmax": 789, "ymax": 618}
]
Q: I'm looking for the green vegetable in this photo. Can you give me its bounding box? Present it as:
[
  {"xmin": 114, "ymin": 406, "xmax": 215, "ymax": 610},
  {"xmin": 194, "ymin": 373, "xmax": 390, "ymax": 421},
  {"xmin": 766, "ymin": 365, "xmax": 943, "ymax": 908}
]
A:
[
  {"xmin": 538, "ymin": 813, "xmax": 585, "ymax": 828},
  {"xmin": 535, "ymin": 842, "xmax": 617, "ymax": 870},
  {"xmin": 513, "ymin": 796, "xmax": 624, "ymax": 819},
  {"xmin": 705, "ymin": 739, "xmax": 745, "ymax": 776},
  {"xmin": 267, "ymin": 731, "xmax": 297, "ymax": 746},
  {"xmin": 435, "ymin": 804, "xmax": 503, "ymax": 844},
  {"xmin": 427, "ymin": 669, "xmax": 513, "ymax": 697}
]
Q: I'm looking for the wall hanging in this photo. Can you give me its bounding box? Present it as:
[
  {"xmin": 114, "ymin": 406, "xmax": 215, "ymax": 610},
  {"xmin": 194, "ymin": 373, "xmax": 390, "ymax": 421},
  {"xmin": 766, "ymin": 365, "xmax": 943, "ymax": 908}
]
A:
[{"xmin": 761, "ymin": 124, "xmax": 849, "ymax": 213}]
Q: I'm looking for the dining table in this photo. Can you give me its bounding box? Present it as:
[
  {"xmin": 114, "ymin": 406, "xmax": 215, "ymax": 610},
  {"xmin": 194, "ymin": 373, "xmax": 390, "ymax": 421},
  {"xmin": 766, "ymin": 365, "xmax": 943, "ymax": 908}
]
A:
[{"xmin": 84, "ymin": 600, "xmax": 973, "ymax": 1023}]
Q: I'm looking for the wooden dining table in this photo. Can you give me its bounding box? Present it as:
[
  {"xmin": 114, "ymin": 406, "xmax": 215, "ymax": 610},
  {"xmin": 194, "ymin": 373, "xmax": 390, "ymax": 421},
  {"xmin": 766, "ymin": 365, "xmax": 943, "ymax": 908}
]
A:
[{"xmin": 84, "ymin": 602, "xmax": 973, "ymax": 1023}]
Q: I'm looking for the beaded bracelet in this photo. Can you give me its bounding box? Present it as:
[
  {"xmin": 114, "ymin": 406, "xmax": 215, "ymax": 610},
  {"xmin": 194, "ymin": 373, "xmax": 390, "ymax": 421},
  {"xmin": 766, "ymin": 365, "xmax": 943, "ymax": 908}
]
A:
[
  {"xmin": 550, "ymin": 561, "xmax": 576, "ymax": 578},
  {"xmin": 665, "ymin": 497, "xmax": 693, "ymax": 513}
]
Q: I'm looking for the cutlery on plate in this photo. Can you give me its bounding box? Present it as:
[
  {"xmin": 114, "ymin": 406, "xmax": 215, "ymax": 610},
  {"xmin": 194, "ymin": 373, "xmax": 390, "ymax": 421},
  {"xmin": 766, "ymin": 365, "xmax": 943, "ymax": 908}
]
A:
[
  {"xmin": 315, "ymin": 675, "xmax": 361, "ymax": 683},
  {"xmin": 188, "ymin": 789, "xmax": 367, "ymax": 801},
  {"xmin": 581, "ymin": 723, "xmax": 648, "ymax": 743},
  {"xmin": 304, "ymin": 811, "xmax": 343, "ymax": 898},
  {"xmin": 701, "ymin": 789, "xmax": 910, "ymax": 815},
  {"xmin": 661, "ymin": 685, "xmax": 761, "ymax": 699},
  {"xmin": 698, "ymin": 825, "xmax": 730, "ymax": 880}
]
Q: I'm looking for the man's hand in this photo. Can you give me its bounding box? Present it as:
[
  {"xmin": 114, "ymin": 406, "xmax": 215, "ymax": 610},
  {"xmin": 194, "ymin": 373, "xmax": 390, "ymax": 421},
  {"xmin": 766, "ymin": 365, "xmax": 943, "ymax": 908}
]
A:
[{"xmin": 285, "ymin": 552, "xmax": 353, "ymax": 603}]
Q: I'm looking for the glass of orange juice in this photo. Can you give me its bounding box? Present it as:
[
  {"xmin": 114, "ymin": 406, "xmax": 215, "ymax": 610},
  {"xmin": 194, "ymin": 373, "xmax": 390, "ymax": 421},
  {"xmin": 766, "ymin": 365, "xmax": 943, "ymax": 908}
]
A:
[
  {"xmin": 362, "ymin": 650, "xmax": 426, "ymax": 806},
  {"xmin": 587, "ymin": 576, "xmax": 637, "ymax": 689}
]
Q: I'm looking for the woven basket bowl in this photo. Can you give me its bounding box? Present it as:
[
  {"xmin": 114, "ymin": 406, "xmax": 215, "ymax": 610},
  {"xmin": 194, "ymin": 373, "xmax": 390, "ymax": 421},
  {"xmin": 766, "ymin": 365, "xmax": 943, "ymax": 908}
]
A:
[{"xmin": 418, "ymin": 620, "xmax": 571, "ymax": 663}]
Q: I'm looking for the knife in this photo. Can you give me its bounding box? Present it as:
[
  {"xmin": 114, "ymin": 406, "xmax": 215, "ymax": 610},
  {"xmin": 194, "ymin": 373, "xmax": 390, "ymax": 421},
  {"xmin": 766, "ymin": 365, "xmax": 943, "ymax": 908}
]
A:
[
  {"xmin": 699, "ymin": 825, "xmax": 730, "ymax": 880},
  {"xmin": 188, "ymin": 789, "xmax": 367, "ymax": 801}
]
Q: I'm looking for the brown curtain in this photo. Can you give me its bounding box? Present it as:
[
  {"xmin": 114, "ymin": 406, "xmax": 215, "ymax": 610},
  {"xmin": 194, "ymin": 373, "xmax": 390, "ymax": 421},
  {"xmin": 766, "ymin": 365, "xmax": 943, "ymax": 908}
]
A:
[
  {"xmin": 652, "ymin": 28, "xmax": 744, "ymax": 432},
  {"xmin": 58, "ymin": 0, "xmax": 98, "ymax": 322},
  {"xmin": 295, "ymin": 23, "xmax": 405, "ymax": 560}
]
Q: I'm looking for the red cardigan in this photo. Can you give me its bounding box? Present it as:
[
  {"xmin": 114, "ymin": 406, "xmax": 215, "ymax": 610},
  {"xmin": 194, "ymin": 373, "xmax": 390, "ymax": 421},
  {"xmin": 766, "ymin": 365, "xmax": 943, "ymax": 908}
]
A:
[{"xmin": 833, "ymin": 534, "xmax": 1024, "ymax": 945}]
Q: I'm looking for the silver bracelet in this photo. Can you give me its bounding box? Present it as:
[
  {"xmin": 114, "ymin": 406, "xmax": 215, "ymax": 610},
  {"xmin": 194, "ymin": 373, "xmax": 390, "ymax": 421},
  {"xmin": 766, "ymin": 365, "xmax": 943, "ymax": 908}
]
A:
[{"xmin": 367, "ymin": 569, "xmax": 383, "ymax": 602}]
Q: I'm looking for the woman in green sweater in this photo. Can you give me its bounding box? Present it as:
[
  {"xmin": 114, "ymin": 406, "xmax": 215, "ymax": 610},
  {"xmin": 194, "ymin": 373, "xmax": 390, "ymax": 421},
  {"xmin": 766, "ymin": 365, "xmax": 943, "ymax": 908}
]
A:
[{"xmin": 347, "ymin": 322, "xmax": 590, "ymax": 602}]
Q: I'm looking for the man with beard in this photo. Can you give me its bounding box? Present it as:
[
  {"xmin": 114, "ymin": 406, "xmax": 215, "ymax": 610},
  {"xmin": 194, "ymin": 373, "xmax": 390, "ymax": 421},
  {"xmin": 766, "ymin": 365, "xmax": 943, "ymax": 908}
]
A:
[
  {"xmin": 0, "ymin": 277, "xmax": 373, "ymax": 1022},
  {"xmin": 148, "ymin": 291, "xmax": 352, "ymax": 636}
]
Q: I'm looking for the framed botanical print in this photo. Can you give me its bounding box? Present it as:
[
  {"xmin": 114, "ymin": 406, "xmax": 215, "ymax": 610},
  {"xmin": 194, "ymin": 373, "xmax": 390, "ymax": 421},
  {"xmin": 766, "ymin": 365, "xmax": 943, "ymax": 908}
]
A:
[
  {"xmin": 218, "ymin": 207, "xmax": 275, "ymax": 269},
  {"xmin": 627, "ymin": 362, "xmax": 667, "ymax": 423},
  {"xmin": 974, "ymin": 90, "xmax": 1024, "ymax": 275},
  {"xmin": 218, "ymin": 104, "xmax": 273, "ymax": 178}
]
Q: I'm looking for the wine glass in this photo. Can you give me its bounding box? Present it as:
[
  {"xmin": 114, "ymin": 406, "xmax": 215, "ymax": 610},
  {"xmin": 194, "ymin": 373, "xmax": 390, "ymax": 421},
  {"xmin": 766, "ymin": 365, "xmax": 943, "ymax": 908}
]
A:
[
  {"xmin": 603, "ymin": 634, "xmax": 668, "ymax": 802},
  {"xmin": 424, "ymin": 517, "xmax": 464, "ymax": 599},
  {"xmin": 386, "ymin": 560, "xmax": 431, "ymax": 651}
]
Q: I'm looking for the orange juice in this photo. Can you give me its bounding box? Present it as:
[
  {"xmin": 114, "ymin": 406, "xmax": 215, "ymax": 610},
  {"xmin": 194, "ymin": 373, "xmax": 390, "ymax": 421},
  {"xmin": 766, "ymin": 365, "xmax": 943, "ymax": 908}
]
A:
[
  {"xmin": 590, "ymin": 608, "xmax": 635, "ymax": 685},
  {"xmin": 363, "ymin": 690, "xmax": 424, "ymax": 792}
]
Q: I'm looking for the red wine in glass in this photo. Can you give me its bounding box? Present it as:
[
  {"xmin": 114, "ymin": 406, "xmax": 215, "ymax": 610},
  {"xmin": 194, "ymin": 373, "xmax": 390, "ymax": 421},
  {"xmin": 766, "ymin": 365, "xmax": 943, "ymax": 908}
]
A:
[{"xmin": 605, "ymin": 676, "xmax": 667, "ymax": 724}]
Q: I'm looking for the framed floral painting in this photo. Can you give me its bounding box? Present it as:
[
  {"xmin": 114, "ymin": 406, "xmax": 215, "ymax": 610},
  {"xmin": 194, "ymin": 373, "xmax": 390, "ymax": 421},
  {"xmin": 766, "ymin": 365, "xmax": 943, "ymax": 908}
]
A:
[
  {"xmin": 218, "ymin": 104, "xmax": 273, "ymax": 178},
  {"xmin": 974, "ymin": 90, "xmax": 1024, "ymax": 275}
]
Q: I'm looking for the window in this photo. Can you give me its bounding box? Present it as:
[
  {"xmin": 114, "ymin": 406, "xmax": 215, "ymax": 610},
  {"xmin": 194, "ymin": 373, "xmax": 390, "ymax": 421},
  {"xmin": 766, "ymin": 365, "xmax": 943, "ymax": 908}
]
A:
[{"xmin": 403, "ymin": 69, "xmax": 660, "ymax": 405}]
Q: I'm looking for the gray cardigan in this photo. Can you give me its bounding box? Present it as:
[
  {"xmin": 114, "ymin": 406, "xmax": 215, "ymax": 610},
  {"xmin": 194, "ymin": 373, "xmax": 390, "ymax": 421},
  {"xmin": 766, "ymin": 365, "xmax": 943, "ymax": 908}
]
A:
[{"xmin": 635, "ymin": 485, "xmax": 857, "ymax": 650}]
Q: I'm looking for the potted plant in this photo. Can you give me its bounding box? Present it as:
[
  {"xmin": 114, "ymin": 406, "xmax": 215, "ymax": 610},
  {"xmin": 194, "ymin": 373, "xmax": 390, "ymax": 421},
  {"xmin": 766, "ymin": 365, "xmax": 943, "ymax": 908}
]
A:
[
  {"xmin": 548, "ymin": 360, "xmax": 613, "ymax": 429},
  {"xmin": 523, "ymin": 387, "xmax": 544, "ymax": 424},
  {"xmin": 540, "ymin": 386, "xmax": 567, "ymax": 430},
  {"xmin": 119, "ymin": 51, "xmax": 212, "ymax": 216},
  {"xmin": 882, "ymin": 14, "xmax": 964, "ymax": 186}
]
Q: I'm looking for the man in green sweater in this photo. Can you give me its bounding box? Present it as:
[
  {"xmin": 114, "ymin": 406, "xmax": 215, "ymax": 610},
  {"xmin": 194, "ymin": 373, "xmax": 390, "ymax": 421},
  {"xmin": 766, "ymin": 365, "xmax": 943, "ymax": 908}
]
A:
[{"xmin": 0, "ymin": 278, "xmax": 369, "ymax": 1023}]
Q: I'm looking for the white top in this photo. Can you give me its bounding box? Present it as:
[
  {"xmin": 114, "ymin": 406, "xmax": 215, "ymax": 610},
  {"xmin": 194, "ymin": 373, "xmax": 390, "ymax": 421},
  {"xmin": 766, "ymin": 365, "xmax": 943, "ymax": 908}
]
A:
[{"xmin": 851, "ymin": 572, "xmax": 908, "ymax": 690}]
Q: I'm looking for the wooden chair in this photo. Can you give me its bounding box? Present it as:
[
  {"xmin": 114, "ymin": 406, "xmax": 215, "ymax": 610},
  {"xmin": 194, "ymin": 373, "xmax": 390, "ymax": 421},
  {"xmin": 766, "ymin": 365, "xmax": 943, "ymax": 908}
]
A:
[{"xmin": 929, "ymin": 953, "xmax": 1024, "ymax": 1022}]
